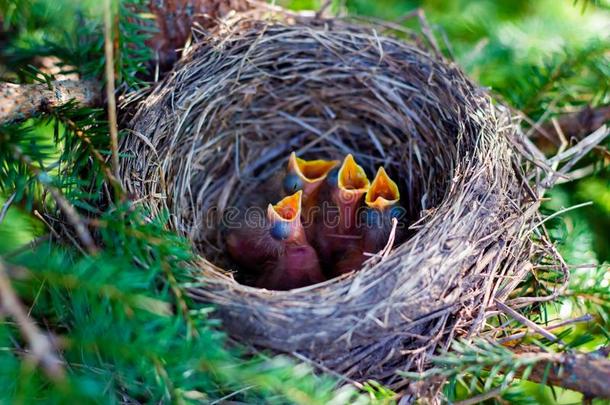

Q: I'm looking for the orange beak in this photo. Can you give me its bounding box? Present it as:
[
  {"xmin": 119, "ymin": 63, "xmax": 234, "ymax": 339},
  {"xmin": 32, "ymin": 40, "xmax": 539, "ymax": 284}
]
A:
[
  {"xmin": 365, "ymin": 167, "xmax": 400, "ymax": 210},
  {"xmin": 268, "ymin": 190, "xmax": 301, "ymax": 222},
  {"xmin": 288, "ymin": 152, "xmax": 339, "ymax": 183},
  {"xmin": 284, "ymin": 152, "xmax": 340, "ymax": 194},
  {"xmin": 329, "ymin": 154, "xmax": 370, "ymax": 234},
  {"xmin": 267, "ymin": 190, "xmax": 306, "ymax": 244},
  {"xmin": 285, "ymin": 153, "xmax": 339, "ymax": 225},
  {"xmin": 336, "ymin": 153, "xmax": 370, "ymax": 202}
]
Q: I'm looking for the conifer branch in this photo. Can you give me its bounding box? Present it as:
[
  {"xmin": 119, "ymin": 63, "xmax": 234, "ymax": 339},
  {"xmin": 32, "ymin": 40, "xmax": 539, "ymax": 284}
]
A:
[
  {"xmin": 10, "ymin": 144, "xmax": 99, "ymax": 255},
  {"xmin": 57, "ymin": 114, "xmax": 124, "ymax": 196},
  {"xmin": 403, "ymin": 339, "xmax": 610, "ymax": 400},
  {"xmin": 513, "ymin": 345, "xmax": 610, "ymax": 399},
  {"xmin": 0, "ymin": 80, "xmax": 100, "ymax": 123}
]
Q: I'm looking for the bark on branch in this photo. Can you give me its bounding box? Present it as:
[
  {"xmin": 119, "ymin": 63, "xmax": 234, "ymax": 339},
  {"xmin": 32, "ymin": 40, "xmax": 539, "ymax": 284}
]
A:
[
  {"xmin": 0, "ymin": 79, "xmax": 100, "ymax": 123},
  {"xmin": 514, "ymin": 345, "xmax": 610, "ymax": 399}
]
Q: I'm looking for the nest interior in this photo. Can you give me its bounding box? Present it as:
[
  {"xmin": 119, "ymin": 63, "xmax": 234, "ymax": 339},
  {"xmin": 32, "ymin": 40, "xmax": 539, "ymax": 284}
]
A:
[{"xmin": 121, "ymin": 19, "xmax": 538, "ymax": 388}]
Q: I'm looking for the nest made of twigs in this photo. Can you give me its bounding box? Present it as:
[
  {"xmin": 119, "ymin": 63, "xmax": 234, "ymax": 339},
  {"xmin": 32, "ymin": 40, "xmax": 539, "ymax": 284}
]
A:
[{"xmin": 120, "ymin": 16, "xmax": 550, "ymax": 392}]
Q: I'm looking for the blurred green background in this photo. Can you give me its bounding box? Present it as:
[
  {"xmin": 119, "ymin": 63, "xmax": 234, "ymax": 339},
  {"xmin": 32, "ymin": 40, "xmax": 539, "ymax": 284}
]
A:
[{"xmin": 1, "ymin": 0, "xmax": 609, "ymax": 403}]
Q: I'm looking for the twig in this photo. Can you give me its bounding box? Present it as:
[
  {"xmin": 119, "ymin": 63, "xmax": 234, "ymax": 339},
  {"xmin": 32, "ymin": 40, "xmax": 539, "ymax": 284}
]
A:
[
  {"xmin": 0, "ymin": 80, "xmax": 100, "ymax": 123},
  {"xmin": 555, "ymin": 164, "xmax": 597, "ymax": 184},
  {"xmin": 532, "ymin": 105, "xmax": 610, "ymax": 145},
  {"xmin": 462, "ymin": 341, "xmax": 610, "ymax": 401},
  {"xmin": 542, "ymin": 125, "xmax": 609, "ymax": 188},
  {"xmin": 61, "ymin": 116, "xmax": 124, "ymax": 195},
  {"xmin": 364, "ymin": 217, "xmax": 398, "ymax": 260},
  {"xmin": 210, "ymin": 385, "xmax": 256, "ymax": 404},
  {"xmin": 398, "ymin": 8, "xmax": 442, "ymax": 57},
  {"xmin": 47, "ymin": 187, "xmax": 98, "ymax": 255},
  {"xmin": 504, "ymin": 241, "xmax": 570, "ymax": 309},
  {"xmin": 103, "ymin": 0, "xmax": 121, "ymax": 183},
  {"xmin": 493, "ymin": 261, "xmax": 533, "ymax": 303},
  {"xmin": 0, "ymin": 192, "xmax": 16, "ymax": 224},
  {"xmin": 548, "ymin": 125, "xmax": 609, "ymax": 167},
  {"xmin": 550, "ymin": 117, "xmax": 568, "ymax": 150},
  {"xmin": 495, "ymin": 300, "xmax": 563, "ymax": 345},
  {"xmin": 0, "ymin": 259, "xmax": 64, "ymax": 380},
  {"xmin": 525, "ymin": 97, "xmax": 561, "ymax": 140},
  {"xmin": 315, "ymin": 0, "xmax": 333, "ymax": 18},
  {"xmin": 496, "ymin": 314, "xmax": 593, "ymax": 344},
  {"xmin": 527, "ymin": 201, "xmax": 593, "ymax": 236}
]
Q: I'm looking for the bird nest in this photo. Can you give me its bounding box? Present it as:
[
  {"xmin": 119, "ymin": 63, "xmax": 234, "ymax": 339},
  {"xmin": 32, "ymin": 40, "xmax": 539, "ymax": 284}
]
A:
[{"xmin": 120, "ymin": 17, "xmax": 557, "ymax": 392}]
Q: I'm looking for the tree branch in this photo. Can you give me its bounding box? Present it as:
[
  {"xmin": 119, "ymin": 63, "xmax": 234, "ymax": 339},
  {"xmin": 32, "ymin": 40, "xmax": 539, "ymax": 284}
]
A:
[
  {"xmin": 513, "ymin": 345, "xmax": 610, "ymax": 399},
  {"xmin": 0, "ymin": 79, "xmax": 100, "ymax": 123}
]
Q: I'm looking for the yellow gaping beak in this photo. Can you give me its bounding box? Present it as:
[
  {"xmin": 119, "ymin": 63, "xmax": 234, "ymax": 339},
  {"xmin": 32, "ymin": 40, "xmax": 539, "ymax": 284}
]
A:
[
  {"xmin": 267, "ymin": 190, "xmax": 302, "ymax": 223},
  {"xmin": 288, "ymin": 152, "xmax": 339, "ymax": 183},
  {"xmin": 267, "ymin": 190, "xmax": 306, "ymax": 242},
  {"xmin": 338, "ymin": 154, "xmax": 370, "ymax": 196},
  {"xmin": 365, "ymin": 167, "xmax": 400, "ymax": 210}
]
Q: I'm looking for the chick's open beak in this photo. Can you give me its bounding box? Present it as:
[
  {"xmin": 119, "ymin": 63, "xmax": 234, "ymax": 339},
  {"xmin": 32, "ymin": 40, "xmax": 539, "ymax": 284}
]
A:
[
  {"xmin": 288, "ymin": 152, "xmax": 339, "ymax": 183},
  {"xmin": 269, "ymin": 190, "xmax": 302, "ymax": 221},
  {"xmin": 337, "ymin": 153, "xmax": 370, "ymax": 201},
  {"xmin": 267, "ymin": 190, "xmax": 306, "ymax": 243},
  {"xmin": 365, "ymin": 167, "xmax": 400, "ymax": 210},
  {"xmin": 284, "ymin": 152, "xmax": 339, "ymax": 195}
]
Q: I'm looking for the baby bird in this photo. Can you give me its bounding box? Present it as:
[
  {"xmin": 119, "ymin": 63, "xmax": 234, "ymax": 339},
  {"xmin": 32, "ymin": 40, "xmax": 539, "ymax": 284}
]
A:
[
  {"xmin": 224, "ymin": 191, "xmax": 306, "ymax": 274},
  {"xmin": 256, "ymin": 190, "xmax": 325, "ymax": 290},
  {"xmin": 317, "ymin": 154, "xmax": 370, "ymax": 274},
  {"xmin": 334, "ymin": 167, "xmax": 402, "ymax": 276},
  {"xmin": 282, "ymin": 152, "xmax": 339, "ymax": 226},
  {"xmin": 330, "ymin": 153, "xmax": 371, "ymax": 235},
  {"xmin": 362, "ymin": 167, "xmax": 402, "ymax": 254}
]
